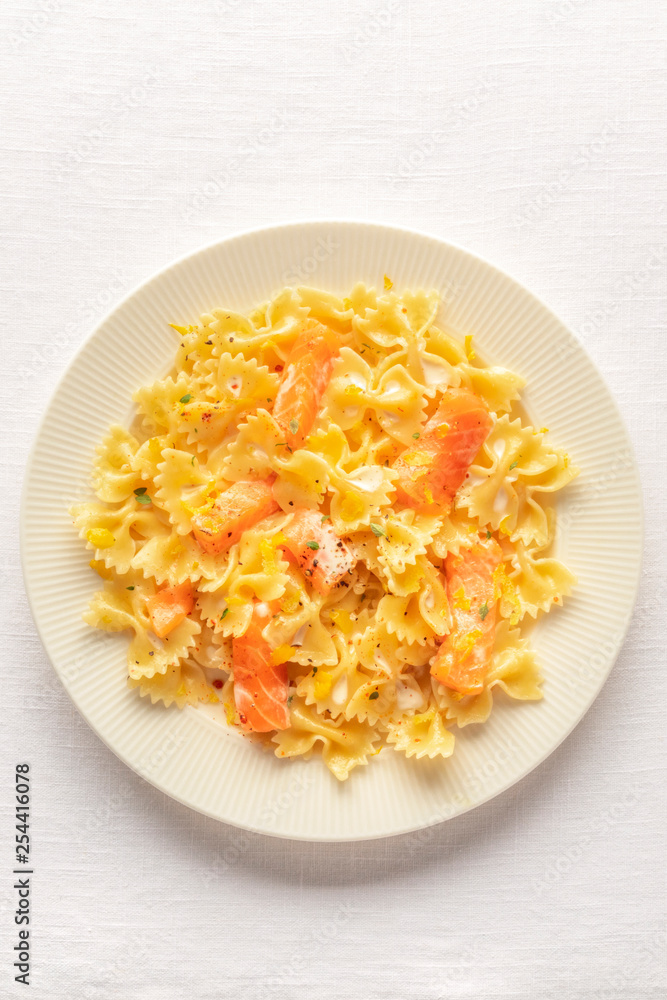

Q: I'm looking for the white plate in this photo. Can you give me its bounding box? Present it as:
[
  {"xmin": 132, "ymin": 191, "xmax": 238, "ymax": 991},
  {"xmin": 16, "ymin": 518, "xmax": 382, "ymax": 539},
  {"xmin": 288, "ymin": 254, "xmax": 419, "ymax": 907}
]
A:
[{"xmin": 21, "ymin": 221, "xmax": 642, "ymax": 841}]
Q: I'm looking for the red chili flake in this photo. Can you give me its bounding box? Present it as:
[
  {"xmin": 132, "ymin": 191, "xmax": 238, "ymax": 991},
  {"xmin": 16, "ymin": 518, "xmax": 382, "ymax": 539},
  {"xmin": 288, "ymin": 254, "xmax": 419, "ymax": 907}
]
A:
[
  {"xmin": 201, "ymin": 412, "xmax": 212, "ymax": 423},
  {"xmin": 275, "ymin": 364, "xmax": 283, "ymax": 372},
  {"xmin": 212, "ymin": 678, "xmax": 223, "ymax": 689}
]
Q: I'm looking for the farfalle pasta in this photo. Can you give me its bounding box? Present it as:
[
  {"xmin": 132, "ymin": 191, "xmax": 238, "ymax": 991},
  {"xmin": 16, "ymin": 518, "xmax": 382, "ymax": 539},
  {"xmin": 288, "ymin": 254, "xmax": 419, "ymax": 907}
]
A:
[{"xmin": 71, "ymin": 282, "xmax": 578, "ymax": 780}]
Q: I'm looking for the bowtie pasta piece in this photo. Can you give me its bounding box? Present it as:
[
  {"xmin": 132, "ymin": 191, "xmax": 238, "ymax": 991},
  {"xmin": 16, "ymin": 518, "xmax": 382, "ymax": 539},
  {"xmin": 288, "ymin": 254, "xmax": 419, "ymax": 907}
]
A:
[{"xmin": 384, "ymin": 707, "xmax": 456, "ymax": 760}]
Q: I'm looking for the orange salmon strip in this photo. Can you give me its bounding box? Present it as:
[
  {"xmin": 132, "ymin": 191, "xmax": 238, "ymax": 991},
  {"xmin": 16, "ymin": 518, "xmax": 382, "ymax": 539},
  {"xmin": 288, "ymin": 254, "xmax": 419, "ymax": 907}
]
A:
[
  {"xmin": 232, "ymin": 602, "xmax": 290, "ymax": 733},
  {"xmin": 280, "ymin": 508, "xmax": 356, "ymax": 595},
  {"xmin": 147, "ymin": 581, "xmax": 195, "ymax": 638},
  {"xmin": 272, "ymin": 319, "xmax": 341, "ymax": 449},
  {"xmin": 430, "ymin": 537, "xmax": 502, "ymax": 695},
  {"xmin": 191, "ymin": 479, "xmax": 279, "ymax": 555},
  {"xmin": 393, "ymin": 387, "xmax": 493, "ymax": 513}
]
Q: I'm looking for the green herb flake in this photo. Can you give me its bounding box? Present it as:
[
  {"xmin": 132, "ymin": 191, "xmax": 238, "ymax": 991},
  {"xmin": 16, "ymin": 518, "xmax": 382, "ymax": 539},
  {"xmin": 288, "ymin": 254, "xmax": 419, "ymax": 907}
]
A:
[
  {"xmin": 321, "ymin": 514, "xmax": 330, "ymax": 523},
  {"xmin": 369, "ymin": 690, "xmax": 380, "ymax": 700},
  {"xmin": 370, "ymin": 523, "xmax": 385, "ymax": 538},
  {"xmin": 486, "ymin": 530, "xmax": 492, "ymax": 539},
  {"xmin": 135, "ymin": 494, "xmax": 152, "ymax": 505},
  {"xmin": 289, "ymin": 418, "xmax": 299, "ymax": 435},
  {"xmin": 191, "ymin": 456, "xmax": 195, "ymax": 466},
  {"xmin": 134, "ymin": 487, "xmax": 147, "ymax": 496},
  {"xmin": 126, "ymin": 586, "xmax": 135, "ymax": 591},
  {"xmin": 306, "ymin": 541, "xmax": 320, "ymax": 550},
  {"xmin": 362, "ymin": 342, "xmax": 373, "ymax": 350},
  {"xmin": 509, "ymin": 460, "xmax": 519, "ymax": 470},
  {"xmin": 412, "ymin": 432, "xmax": 420, "ymax": 439},
  {"xmin": 180, "ymin": 393, "xmax": 192, "ymax": 404},
  {"xmin": 479, "ymin": 603, "xmax": 489, "ymax": 621},
  {"xmin": 220, "ymin": 608, "xmax": 229, "ymax": 620},
  {"xmin": 312, "ymin": 667, "xmax": 318, "ymax": 675}
]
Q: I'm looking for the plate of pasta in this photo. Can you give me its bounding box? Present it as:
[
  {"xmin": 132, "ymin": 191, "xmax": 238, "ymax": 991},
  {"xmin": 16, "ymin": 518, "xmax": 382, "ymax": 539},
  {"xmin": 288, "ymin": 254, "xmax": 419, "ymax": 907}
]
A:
[{"xmin": 21, "ymin": 222, "xmax": 642, "ymax": 840}]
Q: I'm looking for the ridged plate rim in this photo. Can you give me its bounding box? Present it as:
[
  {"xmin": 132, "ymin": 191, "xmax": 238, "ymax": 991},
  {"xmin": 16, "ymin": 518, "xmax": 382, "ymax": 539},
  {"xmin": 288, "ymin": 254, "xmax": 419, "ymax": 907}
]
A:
[{"xmin": 20, "ymin": 220, "xmax": 643, "ymax": 841}]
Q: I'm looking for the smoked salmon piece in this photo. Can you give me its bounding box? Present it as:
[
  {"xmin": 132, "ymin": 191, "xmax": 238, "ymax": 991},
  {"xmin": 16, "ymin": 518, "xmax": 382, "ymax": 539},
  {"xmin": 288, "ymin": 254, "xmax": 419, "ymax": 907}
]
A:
[
  {"xmin": 393, "ymin": 388, "xmax": 493, "ymax": 513},
  {"xmin": 232, "ymin": 602, "xmax": 290, "ymax": 732},
  {"xmin": 272, "ymin": 319, "xmax": 341, "ymax": 449},
  {"xmin": 191, "ymin": 479, "xmax": 279, "ymax": 555},
  {"xmin": 280, "ymin": 509, "xmax": 356, "ymax": 595},
  {"xmin": 147, "ymin": 581, "xmax": 194, "ymax": 638},
  {"xmin": 431, "ymin": 536, "xmax": 502, "ymax": 695}
]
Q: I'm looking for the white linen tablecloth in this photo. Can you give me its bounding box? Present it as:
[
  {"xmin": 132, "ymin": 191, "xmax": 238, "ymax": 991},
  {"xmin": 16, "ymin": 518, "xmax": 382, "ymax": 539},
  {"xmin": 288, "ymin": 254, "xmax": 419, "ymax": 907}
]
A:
[{"xmin": 1, "ymin": 1, "xmax": 665, "ymax": 997}]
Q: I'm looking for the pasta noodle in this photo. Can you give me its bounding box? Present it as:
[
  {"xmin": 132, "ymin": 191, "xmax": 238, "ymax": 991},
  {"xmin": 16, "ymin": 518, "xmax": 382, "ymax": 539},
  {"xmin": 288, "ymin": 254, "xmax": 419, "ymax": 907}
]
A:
[{"xmin": 71, "ymin": 281, "xmax": 578, "ymax": 780}]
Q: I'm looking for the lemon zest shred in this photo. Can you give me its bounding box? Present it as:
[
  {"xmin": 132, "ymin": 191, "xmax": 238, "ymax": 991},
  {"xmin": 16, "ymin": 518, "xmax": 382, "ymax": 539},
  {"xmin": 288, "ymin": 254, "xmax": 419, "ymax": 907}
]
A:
[
  {"xmin": 260, "ymin": 538, "xmax": 279, "ymax": 575},
  {"xmin": 404, "ymin": 450, "xmax": 433, "ymax": 467},
  {"xmin": 89, "ymin": 559, "xmax": 113, "ymax": 579},
  {"xmin": 271, "ymin": 644, "xmax": 296, "ymax": 666},
  {"xmin": 340, "ymin": 492, "xmax": 365, "ymax": 522},
  {"xmin": 454, "ymin": 628, "xmax": 482, "ymax": 657},
  {"xmin": 280, "ymin": 592, "xmax": 300, "ymax": 614},
  {"xmin": 452, "ymin": 586, "xmax": 471, "ymax": 611},
  {"xmin": 330, "ymin": 609, "xmax": 353, "ymax": 634},
  {"xmin": 493, "ymin": 565, "xmax": 521, "ymax": 625},
  {"xmin": 399, "ymin": 563, "xmax": 423, "ymax": 593},
  {"xmin": 86, "ymin": 528, "xmax": 115, "ymax": 549},
  {"xmin": 313, "ymin": 671, "xmax": 334, "ymax": 700}
]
